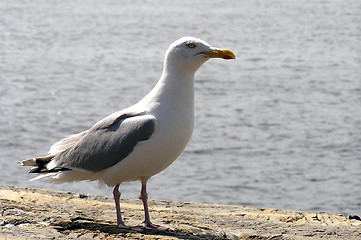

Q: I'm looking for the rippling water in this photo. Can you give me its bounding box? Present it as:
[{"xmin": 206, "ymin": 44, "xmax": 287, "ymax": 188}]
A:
[{"xmin": 1, "ymin": 0, "xmax": 360, "ymax": 216}]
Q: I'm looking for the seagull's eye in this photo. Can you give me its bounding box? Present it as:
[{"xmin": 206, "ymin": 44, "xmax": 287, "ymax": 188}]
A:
[{"xmin": 187, "ymin": 42, "xmax": 196, "ymax": 49}]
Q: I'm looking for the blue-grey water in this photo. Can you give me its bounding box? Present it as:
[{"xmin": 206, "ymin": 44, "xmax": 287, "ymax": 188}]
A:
[{"xmin": 1, "ymin": 0, "xmax": 360, "ymax": 216}]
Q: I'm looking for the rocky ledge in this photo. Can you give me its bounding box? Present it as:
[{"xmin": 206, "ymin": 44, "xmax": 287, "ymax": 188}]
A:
[{"xmin": 0, "ymin": 185, "xmax": 360, "ymax": 239}]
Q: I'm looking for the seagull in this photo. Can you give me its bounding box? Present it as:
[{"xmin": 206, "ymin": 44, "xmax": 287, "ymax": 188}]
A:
[{"xmin": 20, "ymin": 37, "xmax": 235, "ymax": 231}]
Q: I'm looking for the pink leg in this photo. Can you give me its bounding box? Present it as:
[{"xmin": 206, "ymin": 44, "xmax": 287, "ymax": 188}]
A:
[
  {"xmin": 113, "ymin": 184, "xmax": 143, "ymax": 232},
  {"xmin": 140, "ymin": 179, "xmax": 174, "ymax": 231},
  {"xmin": 113, "ymin": 184, "xmax": 129, "ymax": 229}
]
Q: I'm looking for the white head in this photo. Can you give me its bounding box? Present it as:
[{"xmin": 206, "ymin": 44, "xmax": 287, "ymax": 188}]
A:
[{"xmin": 164, "ymin": 37, "xmax": 235, "ymax": 74}]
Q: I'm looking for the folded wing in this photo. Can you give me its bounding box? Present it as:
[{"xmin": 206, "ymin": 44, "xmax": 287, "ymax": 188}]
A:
[{"xmin": 21, "ymin": 112, "xmax": 157, "ymax": 173}]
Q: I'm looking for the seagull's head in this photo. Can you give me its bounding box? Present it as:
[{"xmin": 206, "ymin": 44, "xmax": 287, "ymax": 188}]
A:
[{"xmin": 164, "ymin": 37, "xmax": 235, "ymax": 74}]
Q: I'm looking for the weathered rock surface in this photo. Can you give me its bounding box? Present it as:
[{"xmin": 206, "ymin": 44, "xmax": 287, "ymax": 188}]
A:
[{"xmin": 1, "ymin": 185, "xmax": 360, "ymax": 239}]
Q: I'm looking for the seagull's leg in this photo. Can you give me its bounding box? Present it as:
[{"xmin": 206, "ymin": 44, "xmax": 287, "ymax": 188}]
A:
[
  {"xmin": 140, "ymin": 179, "xmax": 175, "ymax": 231},
  {"xmin": 113, "ymin": 184, "xmax": 129, "ymax": 229},
  {"xmin": 113, "ymin": 184, "xmax": 144, "ymax": 232}
]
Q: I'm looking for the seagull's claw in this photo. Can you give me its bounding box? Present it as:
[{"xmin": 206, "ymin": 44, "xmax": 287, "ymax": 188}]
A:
[
  {"xmin": 144, "ymin": 223, "xmax": 175, "ymax": 231},
  {"xmin": 117, "ymin": 223, "xmax": 174, "ymax": 232},
  {"xmin": 117, "ymin": 223, "xmax": 131, "ymax": 230},
  {"xmin": 117, "ymin": 223, "xmax": 144, "ymax": 232}
]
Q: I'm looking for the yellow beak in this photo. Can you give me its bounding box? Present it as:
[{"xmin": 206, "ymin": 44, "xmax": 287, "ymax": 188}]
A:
[{"xmin": 200, "ymin": 48, "xmax": 236, "ymax": 60}]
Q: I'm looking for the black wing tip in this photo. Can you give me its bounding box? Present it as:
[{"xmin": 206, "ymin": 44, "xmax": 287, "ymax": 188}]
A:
[{"xmin": 28, "ymin": 166, "xmax": 71, "ymax": 174}]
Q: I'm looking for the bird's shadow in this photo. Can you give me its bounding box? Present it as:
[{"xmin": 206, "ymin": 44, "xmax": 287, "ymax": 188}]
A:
[{"xmin": 52, "ymin": 217, "xmax": 228, "ymax": 240}]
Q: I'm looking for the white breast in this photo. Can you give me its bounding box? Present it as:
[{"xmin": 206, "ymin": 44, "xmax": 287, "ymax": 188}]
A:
[{"xmin": 99, "ymin": 71, "xmax": 195, "ymax": 186}]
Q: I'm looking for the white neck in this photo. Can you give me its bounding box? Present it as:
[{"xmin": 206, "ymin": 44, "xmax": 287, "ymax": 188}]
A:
[{"xmin": 138, "ymin": 64, "xmax": 195, "ymax": 112}]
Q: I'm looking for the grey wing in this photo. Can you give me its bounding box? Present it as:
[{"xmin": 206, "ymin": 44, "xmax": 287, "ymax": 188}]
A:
[{"xmin": 52, "ymin": 113, "xmax": 157, "ymax": 172}]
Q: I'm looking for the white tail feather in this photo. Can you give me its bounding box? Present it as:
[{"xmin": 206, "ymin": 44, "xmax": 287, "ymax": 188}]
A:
[
  {"xmin": 19, "ymin": 158, "xmax": 37, "ymax": 166},
  {"xmin": 29, "ymin": 172, "xmax": 59, "ymax": 181}
]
